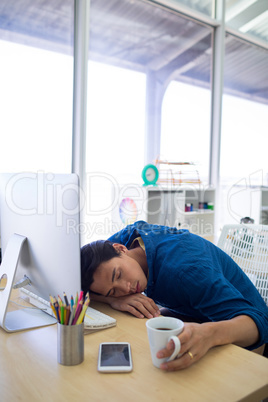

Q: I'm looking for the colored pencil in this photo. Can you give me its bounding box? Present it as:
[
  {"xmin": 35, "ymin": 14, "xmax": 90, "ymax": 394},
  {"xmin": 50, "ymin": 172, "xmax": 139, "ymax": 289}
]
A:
[
  {"xmin": 68, "ymin": 306, "xmax": 75, "ymax": 325},
  {"xmin": 63, "ymin": 292, "xmax": 69, "ymax": 306},
  {"xmin": 70, "ymin": 295, "xmax": 74, "ymax": 310},
  {"xmin": 78, "ymin": 290, "xmax": 84, "ymax": 304},
  {"xmin": 61, "ymin": 304, "xmax": 65, "ymax": 325},
  {"xmin": 53, "ymin": 299, "xmax": 61, "ymax": 322},
  {"xmin": 52, "ymin": 291, "xmax": 90, "ymax": 325},
  {"xmin": 76, "ymin": 297, "xmax": 90, "ymax": 325},
  {"xmin": 64, "ymin": 305, "xmax": 70, "ymax": 325},
  {"xmin": 72, "ymin": 300, "xmax": 83, "ymax": 325}
]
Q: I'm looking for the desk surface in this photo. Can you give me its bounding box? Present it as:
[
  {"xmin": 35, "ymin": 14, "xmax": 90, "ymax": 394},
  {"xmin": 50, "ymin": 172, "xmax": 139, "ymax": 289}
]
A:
[{"xmin": 0, "ymin": 298, "xmax": 268, "ymax": 402}]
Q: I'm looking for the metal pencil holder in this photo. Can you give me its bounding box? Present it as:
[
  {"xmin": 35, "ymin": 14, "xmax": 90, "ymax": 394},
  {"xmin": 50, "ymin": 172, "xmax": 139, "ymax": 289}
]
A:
[{"xmin": 57, "ymin": 322, "xmax": 84, "ymax": 366}]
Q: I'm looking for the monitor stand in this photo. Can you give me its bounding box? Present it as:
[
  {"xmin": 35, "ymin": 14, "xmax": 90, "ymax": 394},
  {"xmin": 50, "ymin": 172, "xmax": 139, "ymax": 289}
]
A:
[{"xmin": 0, "ymin": 234, "xmax": 57, "ymax": 332}]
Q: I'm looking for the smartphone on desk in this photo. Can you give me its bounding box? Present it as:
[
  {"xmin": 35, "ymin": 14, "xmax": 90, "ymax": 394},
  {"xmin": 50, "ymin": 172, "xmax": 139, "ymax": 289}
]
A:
[{"xmin": 97, "ymin": 342, "xmax": 133, "ymax": 373}]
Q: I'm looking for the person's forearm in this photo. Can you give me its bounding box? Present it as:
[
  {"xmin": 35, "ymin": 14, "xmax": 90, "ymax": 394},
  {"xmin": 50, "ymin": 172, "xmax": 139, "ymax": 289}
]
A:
[
  {"xmin": 90, "ymin": 293, "xmax": 161, "ymax": 318},
  {"xmin": 204, "ymin": 315, "xmax": 259, "ymax": 349}
]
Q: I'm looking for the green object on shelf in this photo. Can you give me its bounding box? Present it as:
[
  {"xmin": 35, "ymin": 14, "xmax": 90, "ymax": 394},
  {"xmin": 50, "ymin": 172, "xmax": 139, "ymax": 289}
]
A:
[{"xmin": 141, "ymin": 164, "xmax": 159, "ymax": 186}]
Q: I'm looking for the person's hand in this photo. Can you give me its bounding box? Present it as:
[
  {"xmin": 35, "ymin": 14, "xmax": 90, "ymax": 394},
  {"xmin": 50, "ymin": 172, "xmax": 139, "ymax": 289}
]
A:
[
  {"xmin": 156, "ymin": 315, "xmax": 260, "ymax": 371},
  {"xmin": 156, "ymin": 322, "xmax": 213, "ymax": 371},
  {"xmin": 108, "ymin": 293, "xmax": 161, "ymax": 319}
]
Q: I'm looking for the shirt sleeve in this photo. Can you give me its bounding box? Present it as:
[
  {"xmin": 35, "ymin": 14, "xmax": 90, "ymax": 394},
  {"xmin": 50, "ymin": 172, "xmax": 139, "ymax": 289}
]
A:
[{"xmin": 177, "ymin": 264, "xmax": 268, "ymax": 350}]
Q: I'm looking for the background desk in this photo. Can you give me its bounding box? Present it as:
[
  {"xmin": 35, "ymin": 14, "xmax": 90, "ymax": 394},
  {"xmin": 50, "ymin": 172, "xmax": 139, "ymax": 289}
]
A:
[{"xmin": 0, "ymin": 299, "xmax": 268, "ymax": 402}]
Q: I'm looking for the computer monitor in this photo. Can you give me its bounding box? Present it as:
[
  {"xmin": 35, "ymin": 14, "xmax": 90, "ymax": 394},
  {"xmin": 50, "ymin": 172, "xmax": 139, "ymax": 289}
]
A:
[{"xmin": 0, "ymin": 172, "xmax": 81, "ymax": 332}]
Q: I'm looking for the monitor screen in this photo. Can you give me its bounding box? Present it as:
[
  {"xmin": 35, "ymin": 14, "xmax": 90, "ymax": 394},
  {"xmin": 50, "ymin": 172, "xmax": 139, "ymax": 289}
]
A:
[{"xmin": 0, "ymin": 172, "xmax": 81, "ymax": 332}]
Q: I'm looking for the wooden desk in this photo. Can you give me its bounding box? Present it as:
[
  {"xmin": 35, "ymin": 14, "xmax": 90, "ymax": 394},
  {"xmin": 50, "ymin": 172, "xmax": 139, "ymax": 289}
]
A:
[{"xmin": 0, "ymin": 300, "xmax": 267, "ymax": 402}]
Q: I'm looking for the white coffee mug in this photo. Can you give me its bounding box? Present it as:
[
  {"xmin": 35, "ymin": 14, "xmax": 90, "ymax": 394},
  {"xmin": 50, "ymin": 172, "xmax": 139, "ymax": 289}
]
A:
[{"xmin": 146, "ymin": 316, "xmax": 184, "ymax": 368}]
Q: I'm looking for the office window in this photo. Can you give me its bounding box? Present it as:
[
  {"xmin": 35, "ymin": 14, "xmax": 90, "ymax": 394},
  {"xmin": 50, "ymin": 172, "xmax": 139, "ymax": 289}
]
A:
[
  {"xmin": 83, "ymin": 0, "xmax": 213, "ymax": 241},
  {"xmin": 219, "ymin": 95, "xmax": 268, "ymax": 226},
  {"xmin": 219, "ymin": 35, "xmax": 268, "ymax": 228},
  {"xmin": 221, "ymin": 96, "xmax": 268, "ymax": 182},
  {"xmin": 159, "ymin": 17, "xmax": 212, "ymax": 184},
  {"xmin": 161, "ymin": 82, "xmax": 211, "ymax": 182},
  {"xmin": 84, "ymin": 61, "xmax": 146, "ymax": 242},
  {"xmin": 86, "ymin": 62, "xmax": 146, "ymax": 183},
  {"xmin": 0, "ymin": 1, "xmax": 74, "ymax": 173}
]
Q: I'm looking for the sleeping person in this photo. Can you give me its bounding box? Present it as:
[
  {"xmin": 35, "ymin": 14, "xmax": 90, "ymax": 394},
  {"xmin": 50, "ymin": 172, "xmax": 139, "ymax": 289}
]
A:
[{"xmin": 81, "ymin": 221, "xmax": 268, "ymax": 371}]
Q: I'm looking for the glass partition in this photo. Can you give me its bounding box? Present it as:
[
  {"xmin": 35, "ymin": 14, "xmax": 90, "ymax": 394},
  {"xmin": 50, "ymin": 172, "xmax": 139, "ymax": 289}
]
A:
[
  {"xmin": 219, "ymin": 36, "xmax": 268, "ymax": 229},
  {"xmin": 161, "ymin": 81, "xmax": 211, "ymax": 183},
  {"xmin": 0, "ymin": 0, "xmax": 74, "ymax": 173},
  {"xmin": 85, "ymin": 0, "xmax": 213, "ymax": 241}
]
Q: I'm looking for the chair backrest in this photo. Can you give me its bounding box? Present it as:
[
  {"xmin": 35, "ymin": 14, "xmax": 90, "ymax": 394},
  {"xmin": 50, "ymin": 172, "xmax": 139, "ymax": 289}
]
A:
[{"xmin": 217, "ymin": 224, "xmax": 268, "ymax": 306}]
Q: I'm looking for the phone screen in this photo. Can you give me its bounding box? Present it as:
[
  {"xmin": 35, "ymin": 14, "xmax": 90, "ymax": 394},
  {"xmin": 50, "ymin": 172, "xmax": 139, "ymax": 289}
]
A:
[
  {"xmin": 100, "ymin": 344, "xmax": 131, "ymax": 367},
  {"xmin": 98, "ymin": 343, "xmax": 133, "ymax": 372}
]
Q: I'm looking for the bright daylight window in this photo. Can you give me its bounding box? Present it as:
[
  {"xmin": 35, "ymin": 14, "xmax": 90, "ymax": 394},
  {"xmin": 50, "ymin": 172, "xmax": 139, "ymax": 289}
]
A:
[
  {"xmin": 221, "ymin": 95, "xmax": 268, "ymax": 184},
  {"xmin": 218, "ymin": 34, "xmax": 268, "ymax": 231},
  {"xmin": 0, "ymin": 40, "xmax": 73, "ymax": 173},
  {"xmin": 83, "ymin": 0, "xmax": 213, "ymax": 242},
  {"xmin": 0, "ymin": 0, "xmax": 74, "ymax": 174},
  {"xmin": 86, "ymin": 61, "xmax": 146, "ymax": 183},
  {"xmin": 161, "ymin": 81, "xmax": 211, "ymax": 183},
  {"xmin": 218, "ymin": 94, "xmax": 268, "ymax": 228},
  {"xmin": 84, "ymin": 61, "xmax": 146, "ymax": 243}
]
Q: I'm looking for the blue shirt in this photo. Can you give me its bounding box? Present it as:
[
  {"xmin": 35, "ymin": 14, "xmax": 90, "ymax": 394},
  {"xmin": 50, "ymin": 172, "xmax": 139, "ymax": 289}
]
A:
[{"xmin": 109, "ymin": 221, "xmax": 268, "ymax": 350}]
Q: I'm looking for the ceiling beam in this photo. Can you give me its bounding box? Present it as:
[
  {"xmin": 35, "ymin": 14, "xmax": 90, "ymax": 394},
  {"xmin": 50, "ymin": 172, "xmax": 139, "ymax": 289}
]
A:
[
  {"xmin": 147, "ymin": 28, "xmax": 210, "ymax": 71},
  {"xmin": 226, "ymin": 0, "xmax": 268, "ymax": 29},
  {"xmin": 225, "ymin": 0, "xmax": 258, "ymax": 22}
]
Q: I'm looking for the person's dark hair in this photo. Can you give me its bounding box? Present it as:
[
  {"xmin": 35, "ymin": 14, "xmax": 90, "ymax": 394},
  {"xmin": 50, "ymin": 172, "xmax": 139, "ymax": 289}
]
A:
[{"xmin": 80, "ymin": 240, "xmax": 121, "ymax": 293}]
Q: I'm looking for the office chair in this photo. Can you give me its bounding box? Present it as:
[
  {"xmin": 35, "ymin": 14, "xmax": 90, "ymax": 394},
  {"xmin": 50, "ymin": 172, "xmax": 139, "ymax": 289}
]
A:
[{"xmin": 218, "ymin": 224, "xmax": 268, "ymax": 306}]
